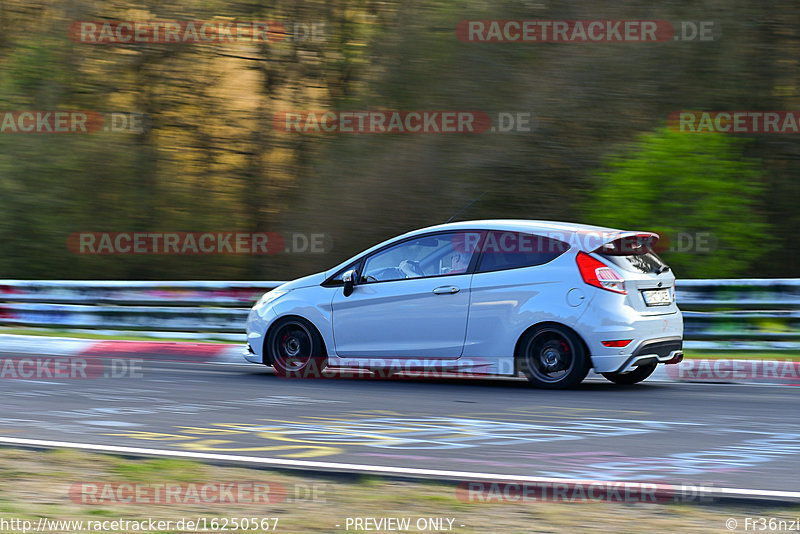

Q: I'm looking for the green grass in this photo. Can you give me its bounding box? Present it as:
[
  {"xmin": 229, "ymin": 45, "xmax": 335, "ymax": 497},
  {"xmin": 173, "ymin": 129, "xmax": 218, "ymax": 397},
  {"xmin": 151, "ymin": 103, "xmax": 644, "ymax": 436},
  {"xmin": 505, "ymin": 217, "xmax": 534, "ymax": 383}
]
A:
[
  {"xmin": 0, "ymin": 447, "xmax": 796, "ymax": 533},
  {"xmin": 684, "ymin": 350, "xmax": 800, "ymax": 361},
  {"xmin": 109, "ymin": 458, "xmax": 206, "ymax": 481}
]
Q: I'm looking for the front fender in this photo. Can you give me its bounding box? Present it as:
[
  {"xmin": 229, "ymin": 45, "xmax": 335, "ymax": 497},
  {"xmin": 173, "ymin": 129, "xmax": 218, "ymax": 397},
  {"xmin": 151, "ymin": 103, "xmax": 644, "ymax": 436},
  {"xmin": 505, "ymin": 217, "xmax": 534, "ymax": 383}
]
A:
[{"xmin": 272, "ymin": 286, "xmax": 336, "ymax": 357}]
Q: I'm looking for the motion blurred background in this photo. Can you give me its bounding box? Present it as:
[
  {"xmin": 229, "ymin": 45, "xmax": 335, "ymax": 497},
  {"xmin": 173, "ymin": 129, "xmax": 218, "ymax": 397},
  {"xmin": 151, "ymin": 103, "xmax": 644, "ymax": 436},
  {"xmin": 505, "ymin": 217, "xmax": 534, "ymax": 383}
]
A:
[{"xmin": 0, "ymin": 0, "xmax": 796, "ymax": 281}]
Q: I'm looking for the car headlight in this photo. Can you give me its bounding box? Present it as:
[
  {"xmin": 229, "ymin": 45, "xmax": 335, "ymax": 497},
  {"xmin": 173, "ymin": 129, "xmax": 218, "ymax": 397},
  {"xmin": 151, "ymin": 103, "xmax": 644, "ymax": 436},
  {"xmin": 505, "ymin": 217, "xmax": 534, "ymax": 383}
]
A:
[{"xmin": 255, "ymin": 289, "xmax": 291, "ymax": 308}]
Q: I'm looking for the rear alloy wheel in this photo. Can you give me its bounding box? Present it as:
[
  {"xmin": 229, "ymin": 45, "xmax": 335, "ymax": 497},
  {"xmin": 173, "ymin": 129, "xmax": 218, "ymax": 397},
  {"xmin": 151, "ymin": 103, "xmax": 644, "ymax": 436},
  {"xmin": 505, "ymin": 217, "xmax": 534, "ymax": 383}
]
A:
[
  {"xmin": 267, "ymin": 318, "xmax": 327, "ymax": 378},
  {"xmin": 519, "ymin": 326, "xmax": 589, "ymax": 389},
  {"xmin": 602, "ymin": 363, "xmax": 657, "ymax": 385}
]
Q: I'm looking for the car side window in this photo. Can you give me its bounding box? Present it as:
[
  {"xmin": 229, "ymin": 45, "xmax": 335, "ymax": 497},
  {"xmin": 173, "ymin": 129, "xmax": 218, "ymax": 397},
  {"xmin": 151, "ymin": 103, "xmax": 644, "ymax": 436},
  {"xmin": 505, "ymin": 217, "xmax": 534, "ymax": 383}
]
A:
[
  {"xmin": 361, "ymin": 232, "xmax": 481, "ymax": 283},
  {"xmin": 476, "ymin": 231, "xmax": 569, "ymax": 273}
]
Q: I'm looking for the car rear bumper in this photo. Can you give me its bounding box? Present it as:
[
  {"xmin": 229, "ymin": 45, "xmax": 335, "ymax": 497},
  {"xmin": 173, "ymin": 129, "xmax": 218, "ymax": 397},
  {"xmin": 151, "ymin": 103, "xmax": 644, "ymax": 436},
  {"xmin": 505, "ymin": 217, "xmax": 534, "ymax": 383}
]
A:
[
  {"xmin": 612, "ymin": 336, "xmax": 683, "ymax": 373},
  {"xmin": 580, "ymin": 308, "xmax": 684, "ymax": 373}
]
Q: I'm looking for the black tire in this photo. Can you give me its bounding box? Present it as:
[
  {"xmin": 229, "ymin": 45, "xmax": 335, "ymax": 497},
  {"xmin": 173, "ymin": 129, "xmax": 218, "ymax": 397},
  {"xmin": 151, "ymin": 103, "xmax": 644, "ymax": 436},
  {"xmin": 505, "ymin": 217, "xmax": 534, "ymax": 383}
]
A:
[
  {"xmin": 518, "ymin": 325, "xmax": 589, "ymax": 389},
  {"xmin": 602, "ymin": 363, "xmax": 657, "ymax": 385},
  {"xmin": 266, "ymin": 317, "xmax": 327, "ymax": 378}
]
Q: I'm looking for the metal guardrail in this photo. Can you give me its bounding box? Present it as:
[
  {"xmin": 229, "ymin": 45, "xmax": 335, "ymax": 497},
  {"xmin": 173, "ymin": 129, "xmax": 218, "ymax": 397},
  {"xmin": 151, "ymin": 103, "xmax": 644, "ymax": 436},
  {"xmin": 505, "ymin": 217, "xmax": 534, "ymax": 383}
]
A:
[
  {"xmin": 1, "ymin": 279, "xmax": 799, "ymax": 347},
  {"xmin": 676, "ymin": 279, "xmax": 800, "ymax": 344},
  {"xmin": 0, "ymin": 280, "xmax": 282, "ymax": 307}
]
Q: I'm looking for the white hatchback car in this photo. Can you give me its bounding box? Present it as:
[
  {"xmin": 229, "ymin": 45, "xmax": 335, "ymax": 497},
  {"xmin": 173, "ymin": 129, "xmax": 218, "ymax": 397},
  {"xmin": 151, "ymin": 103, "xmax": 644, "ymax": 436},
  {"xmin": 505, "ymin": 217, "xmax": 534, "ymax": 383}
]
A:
[{"xmin": 245, "ymin": 220, "xmax": 684, "ymax": 388}]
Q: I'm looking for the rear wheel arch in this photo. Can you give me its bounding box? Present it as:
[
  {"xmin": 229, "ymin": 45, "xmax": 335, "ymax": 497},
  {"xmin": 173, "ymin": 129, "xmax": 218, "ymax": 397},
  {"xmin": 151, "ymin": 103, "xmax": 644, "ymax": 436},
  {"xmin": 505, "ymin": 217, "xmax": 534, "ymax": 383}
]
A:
[
  {"xmin": 514, "ymin": 321, "xmax": 592, "ymax": 388},
  {"xmin": 513, "ymin": 322, "xmax": 591, "ymax": 370}
]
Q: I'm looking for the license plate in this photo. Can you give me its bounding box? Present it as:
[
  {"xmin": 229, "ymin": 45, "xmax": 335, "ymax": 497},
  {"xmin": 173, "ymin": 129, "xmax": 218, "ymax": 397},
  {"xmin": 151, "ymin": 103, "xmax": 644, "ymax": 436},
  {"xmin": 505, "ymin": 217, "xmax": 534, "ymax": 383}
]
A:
[{"xmin": 642, "ymin": 288, "xmax": 671, "ymax": 306}]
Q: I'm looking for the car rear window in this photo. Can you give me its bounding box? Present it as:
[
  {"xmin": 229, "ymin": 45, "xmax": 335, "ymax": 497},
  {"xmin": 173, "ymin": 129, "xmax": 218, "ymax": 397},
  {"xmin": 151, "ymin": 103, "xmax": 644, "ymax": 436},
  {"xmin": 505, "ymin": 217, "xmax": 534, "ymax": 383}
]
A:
[
  {"xmin": 477, "ymin": 231, "xmax": 569, "ymax": 273},
  {"xmin": 600, "ymin": 252, "xmax": 667, "ymax": 274},
  {"xmin": 597, "ymin": 235, "xmax": 668, "ymax": 274}
]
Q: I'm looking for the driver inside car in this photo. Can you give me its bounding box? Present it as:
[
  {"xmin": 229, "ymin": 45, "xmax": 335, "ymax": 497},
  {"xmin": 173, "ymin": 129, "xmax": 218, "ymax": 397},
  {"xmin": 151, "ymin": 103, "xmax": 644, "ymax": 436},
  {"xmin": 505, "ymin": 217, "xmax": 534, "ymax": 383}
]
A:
[{"xmin": 398, "ymin": 259, "xmax": 423, "ymax": 278}]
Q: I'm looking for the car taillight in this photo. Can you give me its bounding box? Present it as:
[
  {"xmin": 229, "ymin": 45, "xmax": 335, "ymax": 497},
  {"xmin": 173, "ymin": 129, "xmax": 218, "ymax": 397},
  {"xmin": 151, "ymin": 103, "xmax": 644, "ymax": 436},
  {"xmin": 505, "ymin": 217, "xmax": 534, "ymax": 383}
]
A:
[{"xmin": 576, "ymin": 252, "xmax": 627, "ymax": 294}]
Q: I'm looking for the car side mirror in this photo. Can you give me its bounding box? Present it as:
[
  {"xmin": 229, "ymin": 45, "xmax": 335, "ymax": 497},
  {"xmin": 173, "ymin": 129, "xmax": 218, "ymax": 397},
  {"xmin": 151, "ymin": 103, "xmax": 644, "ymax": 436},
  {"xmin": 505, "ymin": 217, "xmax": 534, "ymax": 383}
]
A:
[{"xmin": 342, "ymin": 269, "xmax": 357, "ymax": 297}]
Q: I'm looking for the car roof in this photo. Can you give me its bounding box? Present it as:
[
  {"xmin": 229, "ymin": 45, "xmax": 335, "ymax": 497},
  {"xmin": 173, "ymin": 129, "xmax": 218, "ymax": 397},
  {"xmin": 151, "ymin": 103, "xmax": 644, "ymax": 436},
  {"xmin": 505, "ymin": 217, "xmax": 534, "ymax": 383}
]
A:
[
  {"xmin": 406, "ymin": 219, "xmax": 625, "ymax": 235},
  {"xmin": 325, "ymin": 219, "xmax": 655, "ymax": 277}
]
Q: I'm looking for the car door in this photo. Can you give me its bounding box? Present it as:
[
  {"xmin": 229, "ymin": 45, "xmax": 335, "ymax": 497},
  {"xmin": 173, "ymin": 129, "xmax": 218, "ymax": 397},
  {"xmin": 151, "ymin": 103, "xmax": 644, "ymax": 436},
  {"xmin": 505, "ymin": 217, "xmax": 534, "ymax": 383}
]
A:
[
  {"xmin": 331, "ymin": 231, "xmax": 481, "ymax": 358},
  {"xmin": 464, "ymin": 230, "xmax": 571, "ymax": 359}
]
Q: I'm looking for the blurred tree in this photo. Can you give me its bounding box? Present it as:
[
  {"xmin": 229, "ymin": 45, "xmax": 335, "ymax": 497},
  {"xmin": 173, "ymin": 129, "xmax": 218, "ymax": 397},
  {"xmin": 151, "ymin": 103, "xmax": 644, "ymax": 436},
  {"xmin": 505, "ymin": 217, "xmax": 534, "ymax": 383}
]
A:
[
  {"xmin": 0, "ymin": 0, "xmax": 798, "ymax": 280},
  {"xmin": 585, "ymin": 127, "xmax": 771, "ymax": 278}
]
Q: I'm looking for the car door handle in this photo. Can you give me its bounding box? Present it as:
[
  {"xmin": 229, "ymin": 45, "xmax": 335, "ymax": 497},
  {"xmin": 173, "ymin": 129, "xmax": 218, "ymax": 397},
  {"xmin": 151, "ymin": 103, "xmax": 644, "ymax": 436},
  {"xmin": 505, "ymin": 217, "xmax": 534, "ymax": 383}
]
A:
[{"xmin": 433, "ymin": 286, "xmax": 460, "ymax": 295}]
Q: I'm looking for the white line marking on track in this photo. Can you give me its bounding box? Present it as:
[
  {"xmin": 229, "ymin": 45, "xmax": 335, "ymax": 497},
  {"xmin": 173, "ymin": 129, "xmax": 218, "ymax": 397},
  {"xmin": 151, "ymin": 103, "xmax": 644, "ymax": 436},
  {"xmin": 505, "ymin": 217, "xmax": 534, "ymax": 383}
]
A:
[
  {"xmin": 0, "ymin": 436, "xmax": 798, "ymax": 502},
  {"xmin": 79, "ymin": 420, "xmax": 140, "ymax": 427},
  {"xmin": 7, "ymin": 380, "xmax": 67, "ymax": 385}
]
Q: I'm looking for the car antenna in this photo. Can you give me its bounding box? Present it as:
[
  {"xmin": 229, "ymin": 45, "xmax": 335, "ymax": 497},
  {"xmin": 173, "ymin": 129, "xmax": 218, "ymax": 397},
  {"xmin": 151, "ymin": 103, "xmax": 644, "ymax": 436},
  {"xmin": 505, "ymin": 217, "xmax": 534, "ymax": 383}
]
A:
[{"xmin": 446, "ymin": 190, "xmax": 488, "ymax": 223}]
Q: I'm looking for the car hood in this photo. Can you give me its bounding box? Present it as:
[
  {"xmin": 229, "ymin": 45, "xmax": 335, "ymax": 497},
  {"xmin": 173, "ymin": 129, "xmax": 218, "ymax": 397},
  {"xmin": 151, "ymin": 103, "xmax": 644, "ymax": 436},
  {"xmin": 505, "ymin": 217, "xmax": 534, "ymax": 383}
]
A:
[{"xmin": 275, "ymin": 272, "xmax": 326, "ymax": 291}]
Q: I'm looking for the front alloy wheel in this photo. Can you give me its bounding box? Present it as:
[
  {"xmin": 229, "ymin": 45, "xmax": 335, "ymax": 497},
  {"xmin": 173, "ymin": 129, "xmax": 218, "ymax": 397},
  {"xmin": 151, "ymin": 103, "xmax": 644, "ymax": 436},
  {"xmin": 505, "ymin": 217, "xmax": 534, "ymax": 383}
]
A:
[
  {"xmin": 267, "ymin": 318, "xmax": 326, "ymax": 378},
  {"xmin": 519, "ymin": 326, "xmax": 589, "ymax": 389}
]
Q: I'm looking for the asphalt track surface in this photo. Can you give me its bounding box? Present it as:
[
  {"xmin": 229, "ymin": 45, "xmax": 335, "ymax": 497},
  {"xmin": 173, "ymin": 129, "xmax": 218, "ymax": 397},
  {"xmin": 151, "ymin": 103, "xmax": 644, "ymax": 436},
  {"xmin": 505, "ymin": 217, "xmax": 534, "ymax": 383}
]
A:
[{"xmin": 0, "ymin": 351, "xmax": 798, "ymax": 496}]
